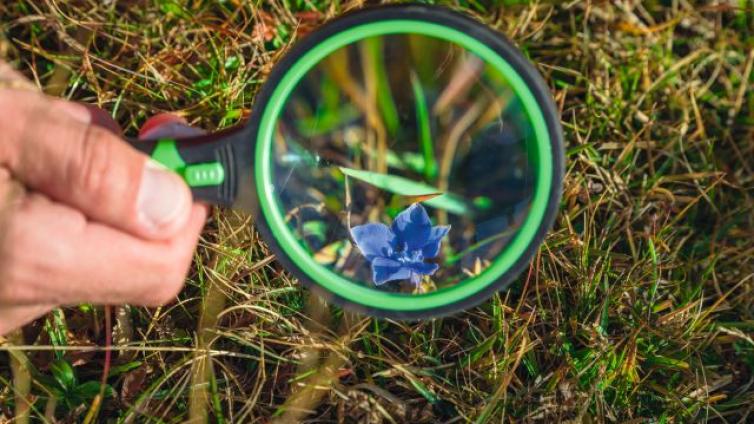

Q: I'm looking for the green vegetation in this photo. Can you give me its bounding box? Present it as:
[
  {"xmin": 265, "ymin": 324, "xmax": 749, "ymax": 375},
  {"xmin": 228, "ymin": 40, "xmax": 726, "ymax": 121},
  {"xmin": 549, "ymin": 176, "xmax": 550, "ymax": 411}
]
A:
[{"xmin": 2, "ymin": 0, "xmax": 754, "ymax": 422}]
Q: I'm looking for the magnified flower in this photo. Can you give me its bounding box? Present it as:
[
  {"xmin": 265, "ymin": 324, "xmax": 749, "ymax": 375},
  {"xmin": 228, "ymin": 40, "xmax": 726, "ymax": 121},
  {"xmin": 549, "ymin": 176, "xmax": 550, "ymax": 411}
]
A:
[{"xmin": 350, "ymin": 203, "xmax": 450, "ymax": 286}]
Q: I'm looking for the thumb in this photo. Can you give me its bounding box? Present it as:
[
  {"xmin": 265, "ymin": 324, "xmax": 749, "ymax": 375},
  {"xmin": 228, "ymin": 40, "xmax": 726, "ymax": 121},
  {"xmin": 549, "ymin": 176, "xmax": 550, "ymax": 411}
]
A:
[{"xmin": 0, "ymin": 89, "xmax": 192, "ymax": 239}]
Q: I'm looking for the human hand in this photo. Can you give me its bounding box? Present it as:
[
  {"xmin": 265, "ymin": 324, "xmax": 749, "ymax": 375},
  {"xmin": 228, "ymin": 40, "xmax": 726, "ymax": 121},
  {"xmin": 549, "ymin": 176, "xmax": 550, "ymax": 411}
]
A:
[{"xmin": 0, "ymin": 61, "xmax": 208, "ymax": 335}]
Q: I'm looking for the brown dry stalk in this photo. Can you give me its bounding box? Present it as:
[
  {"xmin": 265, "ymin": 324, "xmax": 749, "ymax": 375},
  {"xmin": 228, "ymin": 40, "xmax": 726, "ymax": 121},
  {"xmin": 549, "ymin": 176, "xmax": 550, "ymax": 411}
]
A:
[
  {"xmin": 436, "ymin": 99, "xmax": 486, "ymax": 226},
  {"xmin": 44, "ymin": 26, "xmax": 93, "ymax": 97},
  {"xmin": 82, "ymin": 306, "xmax": 113, "ymax": 424},
  {"xmin": 274, "ymin": 348, "xmax": 347, "ymax": 424},
  {"xmin": 324, "ymin": 50, "xmax": 386, "ymax": 173},
  {"xmin": 360, "ymin": 39, "xmax": 388, "ymax": 174},
  {"xmin": 5, "ymin": 331, "xmax": 31, "ymax": 424},
  {"xmin": 188, "ymin": 266, "xmax": 226, "ymax": 423},
  {"xmin": 189, "ymin": 211, "xmax": 246, "ymax": 423},
  {"xmin": 293, "ymin": 295, "xmax": 331, "ymax": 379},
  {"xmin": 433, "ymin": 56, "xmax": 484, "ymax": 116},
  {"xmin": 273, "ymin": 312, "xmax": 367, "ymax": 423}
]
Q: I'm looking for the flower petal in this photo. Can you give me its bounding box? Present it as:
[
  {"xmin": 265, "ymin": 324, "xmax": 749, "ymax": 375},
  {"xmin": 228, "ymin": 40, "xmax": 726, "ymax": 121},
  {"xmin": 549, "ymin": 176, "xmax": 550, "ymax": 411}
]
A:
[
  {"xmin": 421, "ymin": 225, "xmax": 451, "ymax": 258},
  {"xmin": 408, "ymin": 261, "xmax": 439, "ymax": 277},
  {"xmin": 371, "ymin": 257, "xmax": 412, "ymax": 285},
  {"xmin": 391, "ymin": 203, "xmax": 432, "ymax": 250},
  {"xmin": 350, "ymin": 223, "xmax": 395, "ymax": 261}
]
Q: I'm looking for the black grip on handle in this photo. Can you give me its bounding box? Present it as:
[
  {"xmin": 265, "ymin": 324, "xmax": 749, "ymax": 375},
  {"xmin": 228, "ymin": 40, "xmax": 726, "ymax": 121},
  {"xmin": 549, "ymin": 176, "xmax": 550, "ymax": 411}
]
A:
[{"xmin": 128, "ymin": 125, "xmax": 251, "ymax": 208}]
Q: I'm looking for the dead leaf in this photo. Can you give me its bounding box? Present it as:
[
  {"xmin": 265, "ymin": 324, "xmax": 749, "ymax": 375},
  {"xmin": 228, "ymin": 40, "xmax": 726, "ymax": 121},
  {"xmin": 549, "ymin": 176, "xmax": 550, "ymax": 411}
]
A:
[
  {"xmin": 253, "ymin": 11, "xmax": 277, "ymax": 43},
  {"xmin": 121, "ymin": 365, "xmax": 148, "ymax": 403}
]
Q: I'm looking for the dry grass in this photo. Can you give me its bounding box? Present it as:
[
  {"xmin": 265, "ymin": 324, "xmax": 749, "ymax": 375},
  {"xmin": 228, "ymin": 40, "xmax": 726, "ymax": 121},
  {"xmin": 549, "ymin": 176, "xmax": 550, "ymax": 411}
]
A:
[{"xmin": 1, "ymin": 0, "xmax": 754, "ymax": 422}]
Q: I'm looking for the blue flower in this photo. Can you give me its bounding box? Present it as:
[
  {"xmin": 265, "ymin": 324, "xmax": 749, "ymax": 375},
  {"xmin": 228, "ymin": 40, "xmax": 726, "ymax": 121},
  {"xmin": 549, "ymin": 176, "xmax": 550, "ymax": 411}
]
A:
[{"xmin": 350, "ymin": 203, "xmax": 450, "ymax": 286}]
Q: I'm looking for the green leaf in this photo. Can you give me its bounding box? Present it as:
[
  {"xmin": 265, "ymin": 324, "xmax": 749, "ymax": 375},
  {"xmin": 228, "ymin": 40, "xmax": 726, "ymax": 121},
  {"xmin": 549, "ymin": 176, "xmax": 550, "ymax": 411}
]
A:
[
  {"xmin": 50, "ymin": 359, "xmax": 76, "ymax": 390},
  {"xmin": 407, "ymin": 376, "xmax": 438, "ymax": 404},
  {"xmin": 222, "ymin": 108, "xmax": 242, "ymax": 121},
  {"xmin": 223, "ymin": 55, "xmax": 240, "ymax": 71},
  {"xmin": 74, "ymin": 381, "xmax": 115, "ymax": 400},
  {"xmin": 45, "ymin": 309, "xmax": 68, "ymax": 361},
  {"xmin": 462, "ymin": 336, "xmax": 495, "ymax": 367},
  {"xmin": 646, "ymin": 354, "xmax": 689, "ymax": 370},
  {"xmin": 410, "ymin": 72, "xmax": 438, "ymax": 181},
  {"xmin": 36, "ymin": 374, "xmax": 65, "ymax": 396},
  {"xmin": 385, "ymin": 150, "xmax": 406, "ymax": 170},
  {"xmin": 472, "ymin": 196, "xmax": 493, "ymax": 210},
  {"xmin": 338, "ymin": 166, "xmax": 469, "ymax": 215},
  {"xmin": 108, "ymin": 361, "xmax": 142, "ymax": 378},
  {"xmin": 302, "ymin": 221, "xmax": 327, "ymax": 243},
  {"xmin": 159, "ymin": 0, "xmax": 189, "ymax": 19},
  {"xmin": 401, "ymin": 152, "xmax": 426, "ymax": 174}
]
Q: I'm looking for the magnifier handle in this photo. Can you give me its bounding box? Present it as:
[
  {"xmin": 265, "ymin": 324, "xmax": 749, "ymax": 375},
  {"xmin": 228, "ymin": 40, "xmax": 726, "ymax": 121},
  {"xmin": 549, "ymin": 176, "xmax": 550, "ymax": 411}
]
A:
[{"xmin": 127, "ymin": 125, "xmax": 250, "ymax": 208}]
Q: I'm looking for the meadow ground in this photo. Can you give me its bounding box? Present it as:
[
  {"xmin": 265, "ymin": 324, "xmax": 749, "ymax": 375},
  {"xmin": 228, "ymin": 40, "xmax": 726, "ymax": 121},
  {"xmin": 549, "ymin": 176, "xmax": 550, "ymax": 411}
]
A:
[{"xmin": 1, "ymin": 1, "xmax": 754, "ymax": 422}]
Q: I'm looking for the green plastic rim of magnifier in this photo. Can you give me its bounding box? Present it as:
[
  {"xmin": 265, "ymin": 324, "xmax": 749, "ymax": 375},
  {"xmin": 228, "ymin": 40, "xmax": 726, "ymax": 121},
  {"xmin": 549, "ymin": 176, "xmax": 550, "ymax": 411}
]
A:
[{"xmin": 254, "ymin": 15, "xmax": 558, "ymax": 316}]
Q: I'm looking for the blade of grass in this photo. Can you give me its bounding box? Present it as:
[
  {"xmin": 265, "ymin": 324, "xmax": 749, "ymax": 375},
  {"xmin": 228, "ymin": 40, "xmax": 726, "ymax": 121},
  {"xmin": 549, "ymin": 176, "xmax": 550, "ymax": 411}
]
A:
[
  {"xmin": 410, "ymin": 72, "xmax": 438, "ymax": 181},
  {"xmin": 436, "ymin": 98, "xmax": 485, "ymax": 225},
  {"xmin": 338, "ymin": 166, "xmax": 469, "ymax": 215},
  {"xmin": 365, "ymin": 37, "xmax": 399, "ymax": 137}
]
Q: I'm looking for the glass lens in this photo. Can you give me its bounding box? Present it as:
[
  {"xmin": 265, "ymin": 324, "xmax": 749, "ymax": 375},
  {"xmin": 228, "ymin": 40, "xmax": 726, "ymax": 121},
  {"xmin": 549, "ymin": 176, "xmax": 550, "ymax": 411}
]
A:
[{"xmin": 268, "ymin": 33, "xmax": 537, "ymax": 295}]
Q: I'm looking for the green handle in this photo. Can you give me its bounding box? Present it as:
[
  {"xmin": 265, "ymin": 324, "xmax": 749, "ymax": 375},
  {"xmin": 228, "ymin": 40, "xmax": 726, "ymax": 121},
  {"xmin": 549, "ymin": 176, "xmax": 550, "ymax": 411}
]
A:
[
  {"xmin": 127, "ymin": 124, "xmax": 253, "ymax": 208},
  {"xmin": 150, "ymin": 139, "xmax": 225, "ymax": 187}
]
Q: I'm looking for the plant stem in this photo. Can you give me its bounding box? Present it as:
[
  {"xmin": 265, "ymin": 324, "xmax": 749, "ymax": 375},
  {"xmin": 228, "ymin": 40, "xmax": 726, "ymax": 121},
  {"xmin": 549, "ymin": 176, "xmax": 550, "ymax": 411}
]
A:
[
  {"xmin": 189, "ymin": 211, "xmax": 244, "ymax": 423},
  {"xmin": 7, "ymin": 330, "xmax": 31, "ymax": 424},
  {"xmin": 189, "ymin": 256, "xmax": 227, "ymax": 424},
  {"xmin": 82, "ymin": 306, "xmax": 112, "ymax": 424},
  {"xmin": 437, "ymin": 99, "xmax": 486, "ymax": 226},
  {"xmin": 273, "ymin": 312, "xmax": 366, "ymax": 423}
]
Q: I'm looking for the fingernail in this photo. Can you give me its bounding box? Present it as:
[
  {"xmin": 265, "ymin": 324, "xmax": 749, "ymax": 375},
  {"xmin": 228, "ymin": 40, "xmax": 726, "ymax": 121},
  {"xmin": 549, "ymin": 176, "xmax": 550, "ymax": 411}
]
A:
[{"xmin": 137, "ymin": 160, "xmax": 189, "ymax": 234}]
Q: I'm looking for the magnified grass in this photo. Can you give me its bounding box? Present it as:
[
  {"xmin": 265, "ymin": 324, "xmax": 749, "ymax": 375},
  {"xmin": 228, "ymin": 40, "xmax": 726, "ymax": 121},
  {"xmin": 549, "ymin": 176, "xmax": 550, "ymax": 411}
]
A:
[
  {"xmin": 410, "ymin": 71, "xmax": 437, "ymax": 181},
  {"xmin": 365, "ymin": 37, "xmax": 399, "ymax": 137},
  {"xmin": 274, "ymin": 32, "xmax": 535, "ymax": 293}
]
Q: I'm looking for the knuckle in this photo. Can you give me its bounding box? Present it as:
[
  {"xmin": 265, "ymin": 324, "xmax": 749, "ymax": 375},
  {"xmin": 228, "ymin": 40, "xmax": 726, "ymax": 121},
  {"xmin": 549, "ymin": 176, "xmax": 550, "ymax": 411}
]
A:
[{"xmin": 70, "ymin": 126, "xmax": 116, "ymax": 201}]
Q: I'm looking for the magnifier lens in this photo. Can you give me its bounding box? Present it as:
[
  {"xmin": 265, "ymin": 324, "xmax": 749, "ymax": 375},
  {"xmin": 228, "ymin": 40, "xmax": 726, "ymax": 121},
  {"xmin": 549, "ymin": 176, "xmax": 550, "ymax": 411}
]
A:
[{"xmin": 269, "ymin": 33, "xmax": 537, "ymax": 295}]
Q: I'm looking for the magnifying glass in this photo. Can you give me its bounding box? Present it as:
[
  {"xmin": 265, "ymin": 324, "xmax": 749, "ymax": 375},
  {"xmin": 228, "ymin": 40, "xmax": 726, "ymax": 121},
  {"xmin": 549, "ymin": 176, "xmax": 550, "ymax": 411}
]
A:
[{"xmin": 128, "ymin": 4, "xmax": 564, "ymax": 319}]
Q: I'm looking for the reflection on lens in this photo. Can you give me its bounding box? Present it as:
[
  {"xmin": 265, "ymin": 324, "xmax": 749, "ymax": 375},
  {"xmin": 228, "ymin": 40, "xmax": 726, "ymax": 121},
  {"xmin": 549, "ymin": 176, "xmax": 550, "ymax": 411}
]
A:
[{"xmin": 270, "ymin": 33, "xmax": 536, "ymax": 295}]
